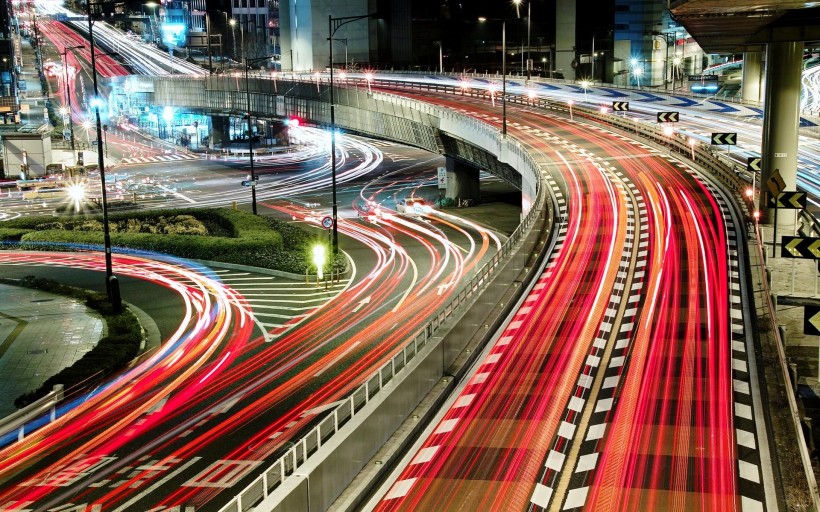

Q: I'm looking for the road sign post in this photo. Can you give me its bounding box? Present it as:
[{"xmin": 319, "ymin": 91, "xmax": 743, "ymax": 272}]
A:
[{"xmin": 711, "ymin": 132, "xmax": 737, "ymax": 158}]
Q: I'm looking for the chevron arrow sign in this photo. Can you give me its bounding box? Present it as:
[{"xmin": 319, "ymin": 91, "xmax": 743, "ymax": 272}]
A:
[
  {"xmin": 780, "ymin": 236, "xmax": 820, "ymax": 259},
  {"xmin": 711, "ymin": 132, "xmax": 737, "ymax": 145},
  {"xmin": 804, "ymin": 305, "xmax": 820, "ymax": 336},
  {"xmin": 767, "ymin": 191, "xmax": 806, "ymax": 209},
  {"xmin": 612, "ymin": 101, "xmax": 629, "ymax": 111},
  {"xmin": 747, "ymin": 157, "xmax": 761, "ymax": 173},
  {"xmin": 656, "ymin": 111, "xmax": 679, "ymax": 123}
]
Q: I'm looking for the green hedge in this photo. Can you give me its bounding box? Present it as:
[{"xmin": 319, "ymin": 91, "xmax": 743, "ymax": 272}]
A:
[
  {"xmin": 2, "ymin": 208, "xmax": 342, "ymax": 274},
  {"xmin": 2, "ymin": 276, "xmax": 142, "ymax": 408}
]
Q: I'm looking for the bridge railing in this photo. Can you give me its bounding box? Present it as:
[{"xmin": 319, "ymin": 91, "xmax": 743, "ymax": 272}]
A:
[{"xmin": 217, "ymin": 120, "xmax": 545, "ymax": 512}]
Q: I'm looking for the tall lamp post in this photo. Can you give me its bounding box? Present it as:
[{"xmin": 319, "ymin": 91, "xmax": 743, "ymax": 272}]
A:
[
  {"xmin": 329, "ymin": 12, "xmax": 374, "ymax": 255},
  {"xmin": 513, "ymin": 0, "xmax": 530, "ymax": 80},
  {"xmin": 60, "ymin": 45, "xmax": 83, "ymax": 165},
  {"xmin": 86, "ymin": 0, "xmax": 121, "ymax": 311},
  {"xmin": 479, "ymin": 14, "xmax": 521, "ymax": 136},
  {"xmin": 244, "ymin": 55, "xmax": 274, "ymax": 215},
  {"xmin": 331, "ymin": 38, "xmax": 348, "ymax": 70}
]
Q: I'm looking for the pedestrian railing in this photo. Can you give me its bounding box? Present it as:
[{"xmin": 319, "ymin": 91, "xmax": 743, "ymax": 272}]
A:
[{"xmin": 217, "ymin": 121, "xmax": 545, "ymax": 512}]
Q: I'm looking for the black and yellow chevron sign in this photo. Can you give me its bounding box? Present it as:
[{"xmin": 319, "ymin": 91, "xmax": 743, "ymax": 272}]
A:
[
  {"xmin": 781, "ymin": 236, "xmax": 820, "ymax": 259},
  {"xmin": 747, "ymin": 157, "xmax": 761, "ymax": 173},
  {"xmin": 656, "ymin": 111, "xmax": 679, "ymax": 123},
  {"xmin": 711, "ymin": 132, "xmax": 737, "ymax": 145},
  {"xmin": 612, "ymin": 101, "xmax": 629, "ymax": 111},
  {"xmin": 804, "ymin": 305, "xmax": 820, "ymax": 336},
  {"xmin": 767, "ymin": 191, "xmax": 806, "ymax": 209}
]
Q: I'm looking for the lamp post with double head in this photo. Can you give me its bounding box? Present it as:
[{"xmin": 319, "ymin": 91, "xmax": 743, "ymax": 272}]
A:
[
  {"xmin": 513, "ymin": 0, "xmax": 530, "ymax": 80},
  {"xmin": 329, "ymin": 12, "xmax": 375, "ymax": 255},
  {"xmin": 479, "ymin": 13, "xmax": 521, "ymax": 137},
  {"xmin": 60, "ymin": 45, "xmax": 83, "ymax": 165},
  {"xmin": 244, "ymin": 54, "xmax": 274, "ymax": 215},
  {"xmin": 86, "ymin": 0, "xmax": 120, "ymax": 311}
]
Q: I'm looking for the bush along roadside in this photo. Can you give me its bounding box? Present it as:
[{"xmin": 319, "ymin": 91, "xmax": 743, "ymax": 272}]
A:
[
  {"xmin": 1, "ymin": 276, "xmax": 143, "ymax": 409},
  {"xmin": 0, "ymin": 207, "xmax": 346, "ymax": 274}
]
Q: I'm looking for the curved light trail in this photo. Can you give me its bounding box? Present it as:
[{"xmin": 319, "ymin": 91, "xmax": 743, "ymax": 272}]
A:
[{"xmin": 368, "ymin": 84, "xmax": 763, "ymax": 511}]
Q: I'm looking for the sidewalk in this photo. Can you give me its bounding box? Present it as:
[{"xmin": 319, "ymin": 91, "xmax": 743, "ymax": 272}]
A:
[{"xmin": 0, "ymin": 284, "xmax": 103, "ymax": 417}]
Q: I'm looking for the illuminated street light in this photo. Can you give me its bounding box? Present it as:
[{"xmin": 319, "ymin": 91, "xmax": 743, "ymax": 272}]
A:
[
  {"xmin": 479, "ymin": 14, "xmax": 520, "ymax": 136},
  {"xmin": 60, "ymin": 44, "xmax": 84, "ymax": 165},
  {"xmin": 66, "ymin": 182, "xmax": 86, "ymax": 211},
  {"xmin": 662, "ymin": 125, "xmax": 674, "ymax": 137},
  {"xmin": 364, "ymin": 71, "xmax": 374, "ymax": 94},
  {"xmin": 568, "ymin": 99, "xmax": 574, "ymax": 120},
  {"xmin": 688, "ymin": 136, "xmax": 696, "ymax": 159},
  {"xmin": 86, "ymin": 0, "xmax": 120, "ymax": 311},
  {"xmin": 313, "ymin": 245, "xmax": 326, "ymax": 282},
  {"xmin": 329, "ymin": 12, "xmax": 375, "ymax": 255}
]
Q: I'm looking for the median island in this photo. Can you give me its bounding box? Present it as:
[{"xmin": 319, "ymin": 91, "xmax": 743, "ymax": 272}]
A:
[
  {"xmin": 0, "ymin": 207, "xmax": 343, "ymax": 274},
  {"xmin": 0, "ymin": 207, "xmax": 341, "ymax": 409}
]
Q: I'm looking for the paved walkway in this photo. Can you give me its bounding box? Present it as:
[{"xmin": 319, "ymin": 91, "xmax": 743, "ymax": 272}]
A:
[{"xmin": 0, "ymin": 284, "xmax": 103, "ymax": 417}]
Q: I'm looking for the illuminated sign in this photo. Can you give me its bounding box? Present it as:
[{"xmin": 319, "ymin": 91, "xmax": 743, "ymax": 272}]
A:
[{"xmin": 161, "ymin": 23, "xmax": 187, "ymax": 46}]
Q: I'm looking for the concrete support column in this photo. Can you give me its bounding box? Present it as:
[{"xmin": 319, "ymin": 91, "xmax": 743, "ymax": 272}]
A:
[
  {"xmin": 445, "ymin": 157, "xmax": 480, "ymax": 205},
  {"xmin": 555, "ymin": 0, "xmax": 576, "ymax": 81},
  {"xmin": 741, "ymin": 51, "xmax": 763, "ymax": 103},
  {"xmin": 209, "ymin": 115, "xmax": 230, "ymax": 150},
  {"xmin": 761, "ymin": 41, "xmax": 804, "ymax": 233}
]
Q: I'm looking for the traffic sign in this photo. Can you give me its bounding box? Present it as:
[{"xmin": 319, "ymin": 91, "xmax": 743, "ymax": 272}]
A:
[
  {"xmin": 656, "ymin": 111, "xmax": 679, "ymax": 123},
  {"xmin": 688, "ymin": 74, "xmax": 719, "ymax": 81},
  {"xmin": 711, "ymin": 132, "xmax": 737, "ymax": 145},
  {"xmin": 805, "ymin": 305, "xmax": 820, "ymax": 336},
  {"xmin": 781, "ymin": 236, "xmax": 820, "ymax": 259},
  {"xmin": 437, "ymin": 166, "xmax": 446, "ymax": 190},
  {"xmin": 767, "ymin": 168, "xmax": 786, "ymax": 197},
  {"xmin": 767, "ymin": 191, "xmax": 806, "ymax": 209},
  {"xmin": 747, "ymin": 157, "xmax": 761, "ymax": 173},
  {"xmin": 241, "ymin": 180, "xmax": 258, "ymax": 187},
  {"xmin": 612, "ymin": 101, "xmax": 629, "ymax": 111},
  {"xmin": 321, "ymin": 216, "xmax": 334, "ymax": 229}
]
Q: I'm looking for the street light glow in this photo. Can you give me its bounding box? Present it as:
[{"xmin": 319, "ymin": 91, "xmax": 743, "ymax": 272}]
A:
[
  {"xmin": 663, "ymin": 125, "xmax": 674, "ymax": 136},
  {"xmin": 581, "ymin": 80, "xmax": 589, "ymax": 88},
  {"xmin": 313, "ymin": 245, "xmax": 326, "ymax": 280}
]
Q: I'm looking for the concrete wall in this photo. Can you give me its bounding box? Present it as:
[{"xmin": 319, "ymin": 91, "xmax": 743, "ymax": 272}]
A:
[{"xmin": 2, "ymin": 132, "xmax": 52, "ymax": 178}]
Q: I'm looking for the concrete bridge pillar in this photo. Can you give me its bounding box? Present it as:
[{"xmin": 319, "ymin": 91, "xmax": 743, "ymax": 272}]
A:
[
  {"xmin": 741, "ymin": 51, "xmax": 763, "ymax": 103},
  {"xmin": 761, "ymin": 41, "xmax": 803, "ymax": 232},
  {"xmin": 446, "ymin": 157, "xmax": 481, "ymax": 205},
  {"xmin": 209, "ymin": 115, "xmax": 230, "ymax": 149}
]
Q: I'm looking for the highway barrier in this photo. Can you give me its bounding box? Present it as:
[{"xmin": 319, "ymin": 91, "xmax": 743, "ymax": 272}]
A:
[{"xmin": 0, "ymin": 384, "xmax": 63, "ymax": 443}]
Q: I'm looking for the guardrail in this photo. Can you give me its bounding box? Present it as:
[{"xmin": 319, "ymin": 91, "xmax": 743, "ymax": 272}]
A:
[
  {"xmin": 218, "ymin": 131, "xmax": 545, "ymax": 512},
  {"xmin": 0, "ymin": 384, "xmax": 63, "ymax": 443},
  {"xmin": 216, "ymin": 76, "xmax": 814, "ymax": 510}
]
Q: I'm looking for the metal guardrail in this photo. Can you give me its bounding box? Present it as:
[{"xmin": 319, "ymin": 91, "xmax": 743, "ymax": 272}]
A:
[
  {"xmin": 217, "ymin": 129, "xmax": 545, "ymax": 512},
  {"xmin": 0, "ymin": 384, "xmax": 63, "ymax": 443},
  {"xmin": 753, "ymin": 223, "xmax": 820, "ymax": 510}
]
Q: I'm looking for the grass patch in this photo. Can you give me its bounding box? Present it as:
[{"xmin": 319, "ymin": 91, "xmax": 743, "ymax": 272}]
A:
[{"xmin": 1, "ymin": 276, "xmax": 142, "ymax": 409}]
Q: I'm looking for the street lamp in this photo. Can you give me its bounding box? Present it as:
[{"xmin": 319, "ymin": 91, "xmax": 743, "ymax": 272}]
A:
[
  {"xmin": 229, "ymin": 18, "xmax": 245, "ymax": 62},
  {"xmin": 632, "ymin": 65, "xmax": 643, "ymax": 89},
  {"xmin": 331, "ymin": 38, "xmax": 348, "ymax": 70},
  {"xmin": 479, "ymin": 14, "xmax": 521, "ymax": 137},
  {"xmin": 513, "ymin": 0, "xmax": 530, "ymax": 80},
  {"xmin": 329, "ymin": 12, "xmax": 376, "ymax": 255},
  {"xmin": 60, "ymin": 45, "xmax": 84, "ymax": 166},
  {"xmin": 244, "ymin": 54, "xmax": 274, "ymax": 215},
  {"xmin": 86, "ymin": 0, "xmax": 120, "ymax": 311}
]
